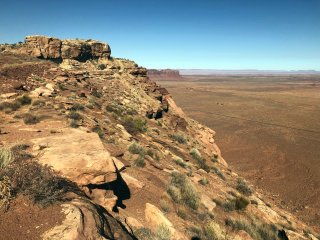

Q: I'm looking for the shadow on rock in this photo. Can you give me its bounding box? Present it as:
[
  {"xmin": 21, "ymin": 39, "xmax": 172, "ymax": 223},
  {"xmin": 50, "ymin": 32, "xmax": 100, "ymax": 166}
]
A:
[{"xmin": 85, "ymin": 160, "xmax": 131, "ymax": 213}]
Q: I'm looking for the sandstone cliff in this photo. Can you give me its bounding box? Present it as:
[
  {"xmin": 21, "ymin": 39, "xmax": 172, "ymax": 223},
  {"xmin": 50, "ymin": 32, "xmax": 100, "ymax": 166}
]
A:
[
  {"xmin": 148, "ymin": 69, "xmax": 183, "ymax": 80},
  {"xmin": 0, "ymin": 36, "xmax": 319, "ymax": 240}
]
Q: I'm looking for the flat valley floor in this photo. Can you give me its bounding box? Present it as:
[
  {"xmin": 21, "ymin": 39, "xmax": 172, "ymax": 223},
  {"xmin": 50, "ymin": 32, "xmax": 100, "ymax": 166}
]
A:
[{"xmin": 158, "ymin": 75, "xmax": 320, "ymax": 231}]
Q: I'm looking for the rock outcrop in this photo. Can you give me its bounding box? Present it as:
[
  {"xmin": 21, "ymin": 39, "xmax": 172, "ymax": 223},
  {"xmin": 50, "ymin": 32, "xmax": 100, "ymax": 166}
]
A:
[{"xmin": 7, "ymin": 36, "xmax": 111, "ymax": 62}]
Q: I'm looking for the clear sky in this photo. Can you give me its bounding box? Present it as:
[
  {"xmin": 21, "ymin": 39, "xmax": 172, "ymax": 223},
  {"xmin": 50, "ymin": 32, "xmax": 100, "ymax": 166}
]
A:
[{"xmin": 0, "ymin": 0, "xmax": 319, "ymax": 70}]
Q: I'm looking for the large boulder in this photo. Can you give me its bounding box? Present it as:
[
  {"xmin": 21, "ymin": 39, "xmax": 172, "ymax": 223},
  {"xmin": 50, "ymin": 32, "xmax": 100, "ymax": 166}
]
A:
[{"xmin": 42, "ymin": 199, "xmax": 135, "ymax": 240}]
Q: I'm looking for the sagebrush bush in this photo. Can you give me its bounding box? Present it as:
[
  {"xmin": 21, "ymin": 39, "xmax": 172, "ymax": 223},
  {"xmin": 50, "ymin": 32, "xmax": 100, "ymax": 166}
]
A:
[
  {"xmin": 128, "ymin": 142, "xmax": 145, "ymax": 155},
  {"xmin": 0, "ymin": 176, "xmax": 12, "ymax": 210},
  {"xmin": 0, "ymin": 147, "xmax": 13, "ymax": 169},
  {"xmin": 215, "ymin": 195, "xmax": 249, "ymax": 212},
  {"xmin": 199, "ymin": 178, "xmax": 209, "ymax": 185},
  {"xmin": 23, "ymin": 113, "xmax": 40, "ymax": 125},
  {"xmin": 134, "ymin": 155, "xmax": 146, "ymax": 168},
  {"xmin": 173, "ymin": 157, "xmax": 188, "ymax": 168},
  {"xmin": 134, "ymin": 228, "xmax": 156, "ymax": 240},
  {"xmin": 236, "ymin": 178, "xmax": 253, "ymax": 196},
  {"xmin": 68, "ymin": 111, "xmax": 83, "ymax": 120},
  {"xmin": 70, "ymin": 103, "xmax": 85, "ymax": 111},
  {"xmin": 190, "ymin": 148, "xmax": 210, "ymax": 172},
  {"xmin": 16, "ymin": 95, "xmax": 32, "ymax": 105},
  {"xmin": 155, "ymin": 224, "xmax": 172, "ymax": 240},
  {"xmin": 0, "ymin": 160, "xmax": 84, "ymax": 207},
  {"xmin": 204, "ymin": 222, "xmax": 224, "ymax": 240},
  {"xmin": 92, "ymin": 126, "xmax": 105, "ymax": 139},
  {"xmin": 167, "ymin": 172, "xmax": 200, "ymax": 210},
  {"xmin": 225, "ymin": 217, "xmax": 278, "ymax": 240},
  {"xmin": 211, "ymin": 167, "xmax": 226, "ymax": 180},
  {"xmin": 122, "ymin": 116, "xmax": 147, "ymax": 135},
  {"xmin": 170, "ymin": 133, "xmax": 187, "ymax": 144}
]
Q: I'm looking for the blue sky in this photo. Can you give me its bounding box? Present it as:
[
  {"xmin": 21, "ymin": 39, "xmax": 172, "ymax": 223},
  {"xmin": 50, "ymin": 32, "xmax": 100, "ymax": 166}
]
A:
[{"xmin": 0, "ymin": 0, "xmax": 319, "ymax": 70}]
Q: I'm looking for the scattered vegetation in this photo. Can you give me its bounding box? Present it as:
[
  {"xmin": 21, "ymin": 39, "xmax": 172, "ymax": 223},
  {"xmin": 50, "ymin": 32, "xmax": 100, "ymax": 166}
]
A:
[
  {"xmin": 67, "ymin": 111, "xmax": 83, "ymax": 120},
  {"xmin": 134, "ymin": 155, "xmax": 146, "ymax": 168},
  {"xmin": 0, "ymin": 147, "xmax": 13, "ymax": 169},
  {"xmin": 214, "ymin": 195, "xmax": 250, "ymax": 212},
  {"xmin": 70, "ymin": 103, "xmax": 85, "ymax": 111},
  {"xmin": 176, "ymin": 205, "xmax": 188, "ymax": 220},
  {"xmin": 199, "ymin": 178, "xmax": 209, "ymax": 186},
  {"xmin": 190, "ymin": 148, "xmax": 210, "ymax": 172},
  {"xmin": 0, "ymin": 147, "xmax": 84, "ymax": 207},
  {"xmin": 16, "ymin": 95, "xmax": 32, "ymax": 105},
  {"xmin": 160, "ymin": 194, "xmax": 171, "ymax": 213},
  {"xmin": 155, "ymin": 224, "xmax": 172, "ymax": 240},
  {"xmin": 134, "ymin": 228, "xmax": 156, "ymax": 240},
  {"xmin": 169, "ymin": 133, "xmax": 187, "ymax": 144},
  {"xmin": 203, "ymin": 222, "xmax": 225, "ymax": 240},
  {"xmin": 211, "ymin": 167, "xmax": 226, "ymax": 180},
  {"xmin": 236, "ymin": 178, "xmax": 253, "ymax": 196},
  {"xmin": 173, "ymin": 156, "xmax": 188, "ymax": 168},
  {"xmin": 92, "ymin": 126, "xmax": 105, "ymax": 139},
  {"xmin": 23, "ymin": 113, "xmax": 40, "ymax": 125},
  {"xmin": 106, "ymin": 102, "xmax": 137, "ymax": 116},
  {"xmin": 70, "ymin": 120, "xmax": 80, "ymax": 128},
  {"xmin": 128, "ymin": 142, "xmax": 145, "ymax": 155},
  {"xmin": 32, "ymin": 99, "xmax": 46, "ymax": 107},
  {"xmin": 225, "ymin": 217, "xmax": 278, "ymax": 240},
  {"xmin": 0, "ymin": 176, "xmax": 12, "ymax": 210},
  {"xmin": 167, "ymin": 172, "xmax": 200, "ymax": 210},
  {"xmin": 122, "ymin": 116, "xmax": 147, "ymax": 135},
  {"xmin": 188, "ymin": 222, "xmax": 225, "ymax": 240}
]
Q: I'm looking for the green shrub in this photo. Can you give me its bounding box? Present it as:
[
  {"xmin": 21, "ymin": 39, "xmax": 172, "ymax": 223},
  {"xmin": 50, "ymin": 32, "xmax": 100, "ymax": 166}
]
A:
[
  {"xmin": 0, "ymin": 148, "xmax": 13, "ymax": 169},
  {"xmin": 170, "ymin": 133, "xmax": 187, "ymax": 144},
  {"xmin": 134, "ymin": 228, "xmax": 156, "ymax": 240},
  {"xmin": 167, "ymin": 172, "xmax": 200, "ymax": 210},
  {"xmin": 128, "ymin": 142, "xmax": 145, "ymax": 155},
  {"xmin": 70, "ymin": 120, "xmax": 80, "ymax": 128},
  {"xmin": 23, "ymin": 113, "xmax": 40, "ymax": 125},
  {"xmin": 32, "ymin": 100, "xmax": 46, "ymax": 107},
  {"xmin": 92, "ymin": 126, "xmax": 105, "ymax": 139},
  {"xmin": 70, "ymin": 103, "xmax": 85, "ymax": 111},
  {"xmin": 67, "ymin": 111, "xmax": 83, "ymax": 120},
  {"xmin": 173, "ymin": 157, "xmax": 188, "ymax": 168},
  {"xmin": 155, "ymin": 224, "xmax": 172, "ymax": 240},
  {"xmin": 122, "ymin": 116, "xmax": 147, "ymax": 135},
  {"xmin": 211, "ymin": 167, "xmax": 226, "ymax": 180},
  {"xmin": 134, "ymin": 155, "xmax": 146, "ymax": 168},
  {"xmin": 204, "ymin": 222, "xmax": 224, "ymax": 240},
  {"xmin": 176, "ymin": 205, "xmax": 188, "ymax": 220},
  {"xmin": 199, "ymin": 178, "xmax": 209, "ymax": 185},
  {"xmin": 225, "ymin": 217, "xmax": 278, "ymax": 240},
  {"xmin": 160, "ymin": 197, "xmax": 171, "ymax": 213},
  {"xmin": 236, "ymin": 178, "xmax": 253, "ymax": 196},
  {"xmin": 220, "ymin": 196, "xmax": 250, "ymax": 212},
  {"xmin": 0, "ymin": 101, "xmax": 21, "ymax": 112},
  {"xmin": 16, "ymin": 95, "xmax": 32, "ymax": 105},
  {"xmin": 190, "ymin": 148, "xmax": 210, "ymax": 172}
]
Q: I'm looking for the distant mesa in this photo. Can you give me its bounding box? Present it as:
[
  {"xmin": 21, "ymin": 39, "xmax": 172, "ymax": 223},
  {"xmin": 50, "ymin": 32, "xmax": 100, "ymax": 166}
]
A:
[
  {"xmin": 1, "ymin": 35, "xmax": 111, "ymax": 62},
  {"xmin": 147, "ymin": 69, "xmax": 184, "ymax": 80}
]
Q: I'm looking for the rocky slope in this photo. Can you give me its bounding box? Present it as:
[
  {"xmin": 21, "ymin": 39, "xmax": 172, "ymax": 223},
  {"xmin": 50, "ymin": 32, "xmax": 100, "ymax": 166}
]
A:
[{"xmin": 0, "ymin": 36, "xmax": 319, "ymax": 240}]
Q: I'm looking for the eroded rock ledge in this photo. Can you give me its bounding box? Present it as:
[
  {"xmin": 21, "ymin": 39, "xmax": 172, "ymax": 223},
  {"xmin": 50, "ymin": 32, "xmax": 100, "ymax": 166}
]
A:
[{"xmin": 7, "ymin": 36, "xmax": 111, "ymax": 62}]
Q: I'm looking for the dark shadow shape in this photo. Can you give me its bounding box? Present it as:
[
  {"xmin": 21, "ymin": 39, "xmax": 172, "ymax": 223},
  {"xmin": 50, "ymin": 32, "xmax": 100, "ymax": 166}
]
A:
[
  {"xmin": 86, "ymin": 160, "xmax": 131, "ymax": 213},
  {"xmin": 191, "ymin": 237, "xmax": 201, "ymax": 240},
  {"xmin": 278, "ymin": 229, "xmax": 289, "ymax": 240}
]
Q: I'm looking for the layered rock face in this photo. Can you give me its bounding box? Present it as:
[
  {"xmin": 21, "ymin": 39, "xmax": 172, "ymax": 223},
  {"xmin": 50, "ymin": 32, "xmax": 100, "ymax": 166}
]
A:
[{"xmin": 17, "ymin": 36, "xmax": 111, "ymax": 61}]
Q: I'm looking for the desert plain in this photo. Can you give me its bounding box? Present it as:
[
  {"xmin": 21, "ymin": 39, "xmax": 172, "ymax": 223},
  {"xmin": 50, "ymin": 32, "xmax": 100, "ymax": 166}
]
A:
[{"xmin": 158, "ymin": 74, "xmax": 320, "ymax": 231}]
